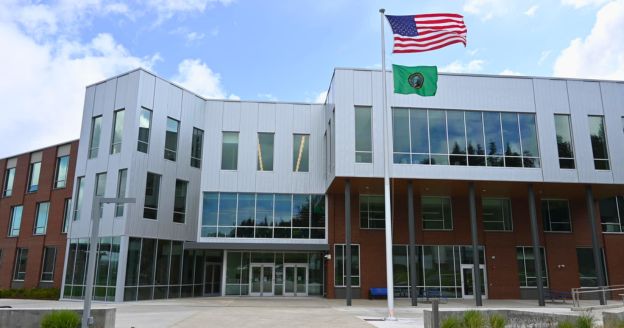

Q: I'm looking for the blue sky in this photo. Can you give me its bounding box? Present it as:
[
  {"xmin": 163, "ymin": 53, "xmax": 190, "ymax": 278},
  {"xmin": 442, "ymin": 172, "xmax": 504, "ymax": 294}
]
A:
[{"xmin": 1, "ymin": 0, "xmax": 623, "ymax": 157}]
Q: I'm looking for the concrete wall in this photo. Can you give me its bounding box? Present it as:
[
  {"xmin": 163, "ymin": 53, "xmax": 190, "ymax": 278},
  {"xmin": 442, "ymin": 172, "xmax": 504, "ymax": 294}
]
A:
[{"xmin": 0, "ymin": 308, "xmax": 115, "ymax": 328}]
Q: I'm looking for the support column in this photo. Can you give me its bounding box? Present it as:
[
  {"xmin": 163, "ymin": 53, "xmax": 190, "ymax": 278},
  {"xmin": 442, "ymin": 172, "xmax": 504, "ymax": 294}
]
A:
[
  {"xmin": 528, "ymin": 184, "xmax": 545, "ymax": 306},
  {"xmin": 585, "ymin": 185, "xmax": 607, "ymax": 305},
  {"xmin": 468, "ymin": 182, "xmax": 483, "ymax": 306},
  {"xmin": 407, "ymin": 182, "xmax": 418, "ymax": 306},
  {"xmin": 345, "ymin": 179, "xmax": 352, "ymax": 306}
]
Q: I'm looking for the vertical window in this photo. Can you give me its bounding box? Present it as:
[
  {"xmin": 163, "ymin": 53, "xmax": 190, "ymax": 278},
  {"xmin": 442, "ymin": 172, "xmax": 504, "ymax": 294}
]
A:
[
  {"xmin": 89, "ymin": 115, "xmax": 102, "ymax": 158},
  {"xmin": 143, "ymin": 172, "xmax": 161, "ymax": 220},
  {"xmin": 599, "ymin": 196, "xmax": 624, "ymax": 233},
  {"xmin": 9, "ymin": 205, "xmax": 23, "ymax": 237},
  {"xmin": 429, "ymin": 110, "xmax": 449, "ymax": 165},
  {"xmin": 355, "ymin": 106, "xmax": 372, "ymax": 163},
  {"xmin": 334, "ymin": 244, "xmax": 360, "ymax": 287},
  {"xmin": 34, "ymin": 202, "xmax": 50, "ymax": 235},
  {"xmin": 293, "ymin": 134, "xmax": 309, "ymax": 172},
  {"xmin": 28, "ymin": 162, "xmax": 41, "ymax": 192},
  {"xmin": 542, "ymin": 199, "xmax": 572, "ymax": 232},
  {"xmin": 164, "ymin": 117, "xmax": 180, "ymax": 161},
  {"xmin": 554, "ymin": 114, "xmax": 575, "ymax": 169},
  {"xmin": 359, "ymin": 195, "xmax": 385, "ymax": 229},
  {"xmin": 519, "ymin": 113, "xmax": 540, "ymax": 168},
  {"xmin": 576, "ymin": 248, "xmax": 608, "ymax": 287},
  {"xmin": 173, "ymin": 180, "xmax": 188, "ymax": 223},
  {"xmin": 484, "ymin": 112, "xmax": 504, "ymax": 167},
  {"xmin": 517, "ymin": 247, "xmax": 548, "ymax": 287},
  {"xmin": 482, "ymin": 198, "xmax": 513, "ymax": 231},
  {"xmin": 95, "ymin": 173, "xmax": 107, "ymax": 197},
  {"xmin": 466, "ymin": 111, "xmax": 485, "ymax": 166},
  {"xmin": 3, "ymin": 167, "xmax": 15, "ymax": 197},
  {"xmin": 13, "ymin": 248, "xmax": 28, "ymax": 280},
  {"xmin": 115, "ymin": 169, "xmax": 128, "ymax": 217},
  {"xmin": 62, "ymin": 198, "xmax": 71, "ymax": 233},
  {"xmin": 110, "ymin": 109, "xmax": 125, "ymax": 154},
  {"xmin": 257, "ymin": 132, "xmax": 275, "ymax": 171},
  {"xmin": 137, "ymin": 108, "xmax": 152, "ymax": 153},
  {"xmin": 73, "ymin": 177, "xmax": 84, "ymax": 220},
  {"xmin": 447, "ymin": 111, "xmax": 467, "ymax": 165},
  {"xmin": 588, "ymin": 115, "xmax": 609, "ymax": 170},
  {"xmin": 221, "ymin": 132, "xmax": 239, "ymax": 170},
  {"xmin": 41, "ymin": 247, "xmax": 56, "ymax": 281},
  {"xmin": 54, "ymin": 156, "xmax": 70, "ymax": 188},
  {"xmin": 422, "ymin": 197, "xmax": 453, "ymax": 230},
  {"xmin": 191, "ymin": 128, "xmax": 204, "ymax": 168}
]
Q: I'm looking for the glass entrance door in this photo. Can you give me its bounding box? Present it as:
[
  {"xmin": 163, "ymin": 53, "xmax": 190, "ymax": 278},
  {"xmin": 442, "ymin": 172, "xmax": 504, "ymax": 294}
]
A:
[
  {"xmin": 250, "ymin": 264, "xmax": 274, "ymax": 296},
  {"xmin": 204, "ymin": 263, "xmax": 222, "ymax": 296},
  {"xmin": 284, "ymin": 264, "xmax": 308, "ymax": 296},
  {"xmin": 461, "ymin": 264, "xmax": 487, "ymax": 299}
]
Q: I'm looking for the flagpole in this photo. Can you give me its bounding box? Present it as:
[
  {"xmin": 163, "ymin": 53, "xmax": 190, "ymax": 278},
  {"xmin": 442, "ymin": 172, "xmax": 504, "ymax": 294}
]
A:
[{"xmin": 379, "ymin": 8, "xmax": 396, "ymax": 321}]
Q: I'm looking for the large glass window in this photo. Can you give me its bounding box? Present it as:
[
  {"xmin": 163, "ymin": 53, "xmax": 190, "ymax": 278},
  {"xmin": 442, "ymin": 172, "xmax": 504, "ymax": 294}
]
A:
[
  {"xmin": 599, "ymin": 196, "xmax": 624, "ymax": 233},
  {"xmin": 137, "ymin": 108, "xmax": 152, "ymax": 153},
  {"xmin": 143, "ymin": 173, "xmax": 161, "ymax": 220},
  {"xmin": 201, "ymin": 192, "xmax": 325, "ymax": 239},
  {"xmin": 41, "ymin": 247, "xmax": 56, "ymax": 281},
  {"xmin": 62, "ymin": 198, "xmax": 71, "ymax": 233},
  {"xmin": 89, "ymin": 115, "xmax": 102, "ymax": 158},
  {"xmin": 110, "ymin": 109, "xmax": 125, "ymax": 154},
  {"xmin": 191, "ymin": 127, "xmax": 204, "ymax": 168},
  {"xmin": 447, "ymin": 111, "xmax": 466, "ymax": 165},
  {"xmin": 9, "ymin": 205, "xmax": 23, "ymax": 237},
  {"xmin": 221, "ymin": 132, "xmax": 239, "ymax": 170},
  {"xmin": 54, "ymin": 155, "xmax": 70, "ymax": 188},
  {"xmin": 34, "ymin": 202, "xmax": 50, "ymax": 235},
  {"xmin": 293, "ymin": 134, "xmax": 309, "ymax": 172},
  {"xmin": 422, "ymin": 197, "xmax": 453, "ymax": 230},
  {"xmin": 554, "ymin": 114, "xmax": 575, "ymax": 169},
  {"xmin": 115, "ymin": 169, "xmax": 127, "ymax": 217},
  {"xmin": 482, "ymin": 198, "xmax": 513, "ymax": 231},
  {"xmin": 3, "ymin": 167, "xmax": 15, "ymax": 197},
  {"xmin": 73, "ymin": 177, "xmax": 84, "ymax": 220},
  {"xmin": 164, "ymin": 117, "xmax": 180, "ymax": 161},
  {"xmin": 360, "ymin": 195, "xmax": 385, "ymax": 229},
  {"xmin": 334, "ymin": 244, "xmax": 360, "ymax": 287},
  {"xmin": 517, "ymin": 246, "xmax": 548, "ymax": 287},
  {"xmin": 466, "ymin": 111, "xmax": 486, "ymax": 166},
  {"xmin": 588, "ymin": 115, "xmax": 609, "ymax": 170},
  {"xmin": 257, "ymin": 132, "xmax": 274, "ymax": 171},
  {"xmin": 173, "ymin": 180, "xmax": 188, "ymax": 223},
  {"xmin": 28, "ymin": 162, "xmax": 41, "ymax": 192},
  {"xmin": 576, "ymin": 248, "xmax": 608, "ymax": 287},
  {"xmin": 355, "ymin": 106, "xmax": 372, "ymax": 163},
  {"xmin": 542, "ymin": 199, "xmax": 572, "ymax": 232},
  {"xmin": 13, "ymin": 248, "xmax": 28, "ymax": 280}
]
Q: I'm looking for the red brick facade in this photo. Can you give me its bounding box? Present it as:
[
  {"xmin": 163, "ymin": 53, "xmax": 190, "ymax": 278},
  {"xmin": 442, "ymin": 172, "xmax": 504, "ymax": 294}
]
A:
[{"xmin": 0, "ymin": 141, "xmax": 78, "ymax": 289}]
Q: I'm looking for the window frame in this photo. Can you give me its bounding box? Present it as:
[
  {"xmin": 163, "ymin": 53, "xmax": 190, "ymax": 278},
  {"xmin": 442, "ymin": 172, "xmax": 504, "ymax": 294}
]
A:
[
  {"xmin": 143, "ymin": 172, "xmax": 161, "ymax": 220},
  {"xmin": 354, "ymin": 106, "xmax": 373, "ymax": 163},
  {"xmin": 554, "ymin": 114, "xmax": 575, "ymax": 169},
  {"xmin": 221, "ymin": 131, "xmax": 239, "ymax": 170},
  {"xmin": 517, "ymin": 246, "xmax": 549, "ymax": 288},
  {"xmin": 173, "ymin": 179, "xmax": 188, "ymax": 224},
  {"xmin": 599, "ymin": 196, "xmax": 624, "ymax": 233},
  {"xmin": 33, "ymin": 202, "xmax": 50, "ymax": 235},
  {"xmin": 8, "ymin": 205, "xmax": 23, "ymax": 237},
  {"xmin": 115, "ymin": 169, "xmax": 128, "ymax": 217},
  {"xmin": 482, "ymin": 198, "xmax": 513, "ymax": 232},
  {"xmin": 88, "ymin": 115, "xmax": 103, "ymax": 159},
  {"xmin": 164, "ymin": 117, "xmax": 180, "ymax": 161},
  {"xmin": 421, "ymin": 196, "xmax": 454, "ymax": 231},
  {"xmin": 54, "ymin": 155, "xmax": 70, "ymax": 189},
  {"xmin": 191, "ymin": 127, "xmax": 204, "ymax": 168},
  {"xmin": 137, "ymin": 107, "xmax": 152, "ymax": 153},
  {"xmin": 110, "ymin": 109, "xmax": 125, "ymax": 154},
  {"xmin": 62, "ymin": 198, "xmax": 71, "ymax": 233},
  {"xmin": 27, "ymin": 161, "xmax": 41, "ymax": 193},
  {"xmin": 40, "ymin": 247, "xmax": 56, "ymax": 282},
  {"xmin": 73, "ymin": 176, "xmax": 84, "ymax": 221},
  {"xmin": 257, "ymin": 132, "xmax": 275, "ymax": 172},
  {"xmin": 334, "ymin": 244, "xmax": 361, "ymax": 287},
  {"xmin": 542, "ymin": 199, "xmax": 572, "ymax": 233},
  {"xmin": 588, "ymin": 115, "xmax": 610, "ymax": 170},
  {"xmin": 293, "ymin": 133, "xmax": 310, "ymax": 172},
  {"xmin": 13, "ymin": 248, "xmax": 28, "ymax": 281},
  {"xmin": 359, "ymin": 194, "xmax": 385, "ymax": 230},
  {"xmin": 3, "ymin": 167, "xmax": 15, "ymax": 197}
]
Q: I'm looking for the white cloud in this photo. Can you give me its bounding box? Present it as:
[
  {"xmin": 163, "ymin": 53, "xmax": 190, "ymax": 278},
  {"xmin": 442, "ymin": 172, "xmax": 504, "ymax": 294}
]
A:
[
  {"xmin": 186, "ymin": 31, "xmax": 205, "ymax": 42},
  {"xmin": 440, "ymin": 60, "xmax": 485, "ymax": 73},
  {"xmin": 172, "ymin": 59, "xmax": 234, "ymax": 99},
  {"xmin": 146, "ymin": 0, "xmax": 233, "ymax": 21},
  {"xmin": 538, "ymin": 50, "xmax": 552, "ymax": 65},
  {"xmin": 314, "ymin": 91, "xmax": 328, "ymax": 104},
  {"xmin": 524, "ymin": 5, "xmax": 539, "ymax": 16},
  {"xmin": 463, "ymin": 0, "xmax": 510, "ymax": 20},
  {"xmin": 553, "ymin": 0, "xmax": 624, "ymax": 80},
  {"xmin": 561, "ymin": 0, "xmax": 611, "ymax": 9},
  {"xmin": 500, "ymin": 69, "xmax": 523, "ymax": 75}
]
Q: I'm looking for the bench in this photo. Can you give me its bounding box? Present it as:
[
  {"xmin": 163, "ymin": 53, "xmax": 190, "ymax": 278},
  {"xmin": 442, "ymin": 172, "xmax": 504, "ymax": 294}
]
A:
[
  {"xmin": 369, "ymin": 288, "xmax": 387, "ymax": 299},
  {"xmin": 544, "ymin": 289, "xmax": 572, "ymax": 303}
]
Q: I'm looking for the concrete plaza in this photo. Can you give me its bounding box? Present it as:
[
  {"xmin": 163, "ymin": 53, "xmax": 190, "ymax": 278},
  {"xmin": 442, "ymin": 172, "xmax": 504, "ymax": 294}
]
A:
[{"xmin": 0, "ymin": 297, "xmax": 616, "ymax": 328}]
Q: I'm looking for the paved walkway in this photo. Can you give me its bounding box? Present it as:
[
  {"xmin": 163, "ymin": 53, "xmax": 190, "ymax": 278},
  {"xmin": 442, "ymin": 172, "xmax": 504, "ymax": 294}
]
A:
[{"xmin": 0, "ymin": 297, "xmax": 616, "ymax": 328}]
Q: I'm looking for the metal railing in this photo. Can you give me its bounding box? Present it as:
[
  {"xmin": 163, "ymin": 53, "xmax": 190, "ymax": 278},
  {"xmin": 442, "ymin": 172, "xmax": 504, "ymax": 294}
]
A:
[{"xmin": 571, "ymin": 284, "xmax": 624, "ymax": 309}]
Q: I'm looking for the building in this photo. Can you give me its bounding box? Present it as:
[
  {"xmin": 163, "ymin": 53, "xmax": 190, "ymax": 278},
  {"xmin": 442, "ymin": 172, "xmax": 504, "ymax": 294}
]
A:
[
  {"xmin": 57, "ymin": 67, "xmax": 624, "ymax": 303},
  {"xmin": 0, "ymin": 141, "xmax": 78, "ymax": 290}
]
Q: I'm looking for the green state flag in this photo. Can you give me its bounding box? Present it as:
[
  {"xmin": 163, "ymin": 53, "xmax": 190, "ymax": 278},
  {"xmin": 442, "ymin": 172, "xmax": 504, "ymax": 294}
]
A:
[{"xmin": 392, "ymin": 64, "xmax": 438, "ymax": 96}]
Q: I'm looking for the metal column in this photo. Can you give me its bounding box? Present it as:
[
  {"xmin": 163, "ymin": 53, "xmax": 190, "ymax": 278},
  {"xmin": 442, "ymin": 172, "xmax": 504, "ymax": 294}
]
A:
[
  {"xmin": 407, "ymin": 182, "xmax": 418, "ymax": 306},
  {"xmin": 468, "ymin": 182, "xmax": 483, "ymax": 306},
  {"xmin": 345, "ymin": 179, "xmax": 352, "ymax": 306},
  {"xmin": 528, "ymin": 184, "xmax": 545, "ymax": 306},
  {"xmin": 585, "ymin": 185, "xmax": 607, "ymax": 305}
]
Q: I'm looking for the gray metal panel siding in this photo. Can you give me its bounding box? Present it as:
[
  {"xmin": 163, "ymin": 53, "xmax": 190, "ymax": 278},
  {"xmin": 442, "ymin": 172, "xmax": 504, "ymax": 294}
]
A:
[{"xmin": 601, "ymin": 82, "xmax": 624, "ymax": 183}]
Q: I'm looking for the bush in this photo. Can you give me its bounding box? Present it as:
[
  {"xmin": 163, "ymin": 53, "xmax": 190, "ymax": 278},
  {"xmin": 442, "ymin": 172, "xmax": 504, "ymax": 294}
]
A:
[
  {"xmin": 576, "ymin": 314, "xmax": 594, "ymax": 328},
  {"xmin": 0, "ymin": 288, "xmax": 60, "ymax": 300},
  {"xmin": 40, "ymin": 310, "xmax": 80, "ymax": 328},
  {"xmin": 463, "ymin": 310, "xmax": 486, "ymax": 328},
  {"xmin": 557, "ymin": 320, "xmax": 575, "ymax": 328},
  {"xmin": 441, "ymin": 316, "xmax": 462, "ymax": 328},
  {"xmin": 489, "ymin": 314, "xmax": 506, "ymax": 328}
]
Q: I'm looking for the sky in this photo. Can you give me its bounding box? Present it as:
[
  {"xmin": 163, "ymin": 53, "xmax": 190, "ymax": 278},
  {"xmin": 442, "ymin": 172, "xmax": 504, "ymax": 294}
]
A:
[{"xmin": 0, "ymin": 0, "xmax": 623, "ymax": 158}]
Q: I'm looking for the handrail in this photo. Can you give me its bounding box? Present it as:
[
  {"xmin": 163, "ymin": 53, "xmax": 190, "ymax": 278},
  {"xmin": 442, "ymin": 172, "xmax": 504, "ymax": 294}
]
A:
[{"xmin": 571, "ymin": 285, "xmax": 624, "ymax": 308}]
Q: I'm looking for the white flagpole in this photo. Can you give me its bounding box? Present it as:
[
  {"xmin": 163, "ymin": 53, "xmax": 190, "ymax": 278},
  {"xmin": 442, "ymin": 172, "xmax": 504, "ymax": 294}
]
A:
[{"xmin": 379, "ymin": 8, "xmax": 396, "ymax": 321}]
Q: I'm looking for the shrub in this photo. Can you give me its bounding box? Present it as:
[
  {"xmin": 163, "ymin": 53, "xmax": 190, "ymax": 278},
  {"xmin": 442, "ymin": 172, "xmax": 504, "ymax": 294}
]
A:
[
  {"xmin": 441, "ymin": 316, "xmax": 462, "ymax": 328},
  {"xmin": 0, "ymin": 288, "xmax": 60, "ymax": 300},
  {"xmin": 489, "ymin": 314, "xmax": 506, "ymax": 328},
  {"xmin": 576, "ymin": 314, "xmax": 594, "ymax": 328},
  {"xmin": 40, "ymin": 310, "xmax": 80, "ymax": 328},
  {"xmin": 463, "ymin": 310, "xmax": 486, "ymax": 328},
  {"xmin": 556, "ymin": 320, "xmax": 575, "ymax": 328}
]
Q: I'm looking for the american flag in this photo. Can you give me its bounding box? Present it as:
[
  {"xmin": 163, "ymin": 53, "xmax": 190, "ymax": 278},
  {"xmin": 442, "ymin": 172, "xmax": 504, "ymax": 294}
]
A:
[{"xmin": 386, "ymin": 14, "xmax": 467, "ymax": 53}]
